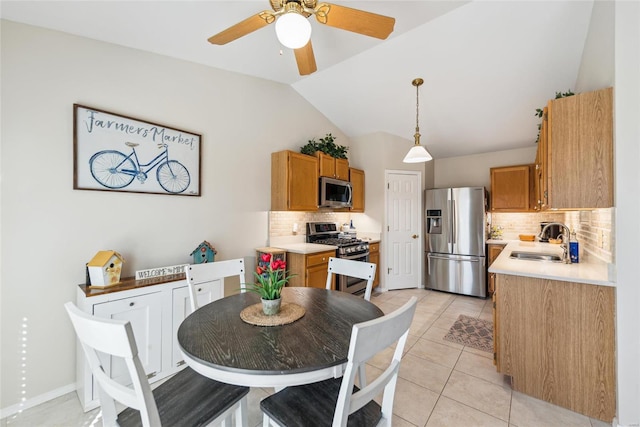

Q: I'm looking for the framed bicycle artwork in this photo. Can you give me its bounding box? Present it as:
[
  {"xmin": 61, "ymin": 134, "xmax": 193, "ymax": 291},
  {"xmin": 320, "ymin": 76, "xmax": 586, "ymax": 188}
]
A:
[{"xmin": 73, "ymin": 104, "xmax": 201, "ymax": 196}]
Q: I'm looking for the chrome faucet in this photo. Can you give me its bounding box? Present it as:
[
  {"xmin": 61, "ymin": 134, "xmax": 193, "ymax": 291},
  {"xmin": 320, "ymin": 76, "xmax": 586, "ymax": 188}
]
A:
[{"xmin": 539, "ymin": 222, "xmax": 572, "ymax": 264}]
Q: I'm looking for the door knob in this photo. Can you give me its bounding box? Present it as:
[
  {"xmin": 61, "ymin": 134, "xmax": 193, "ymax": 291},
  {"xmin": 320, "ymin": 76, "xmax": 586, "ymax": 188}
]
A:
[{"xmin": 412, "ymin": 234, "xmax": 419, "ymax": 239}]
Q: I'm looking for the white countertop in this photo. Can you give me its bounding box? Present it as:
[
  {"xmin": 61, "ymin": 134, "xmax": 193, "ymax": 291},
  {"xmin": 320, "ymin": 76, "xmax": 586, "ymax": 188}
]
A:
[
  {"xmin": 272, "ymin": 243, "xmax": 338, "ymax": 255},
  {"xmin": 487, "ymin": 239, "xmax": 510, "ymax": 245},
  {"xmin": 489, "ymin": 241, "xmax": 615, "ymax": 287}
]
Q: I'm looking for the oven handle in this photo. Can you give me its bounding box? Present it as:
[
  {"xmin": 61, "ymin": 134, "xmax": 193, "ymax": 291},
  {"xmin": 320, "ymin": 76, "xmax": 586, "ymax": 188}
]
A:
[{"xmin": 339, "ymin": 252, "xmax": 370, "ymax": 261}]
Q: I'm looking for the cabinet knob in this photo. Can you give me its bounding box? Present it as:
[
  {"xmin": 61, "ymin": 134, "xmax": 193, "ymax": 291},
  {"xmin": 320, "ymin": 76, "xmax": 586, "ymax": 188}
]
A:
[
  {"xmin": 198, "ymin": 288, "xmax": 202, "ymax": 292},
  {"xmin": 412, "ymin": 234, "xmax": 419, "ymax": 239},
  {"xmin": 129, "ymin": 302, "xmax": 135, "ymax": 307}
]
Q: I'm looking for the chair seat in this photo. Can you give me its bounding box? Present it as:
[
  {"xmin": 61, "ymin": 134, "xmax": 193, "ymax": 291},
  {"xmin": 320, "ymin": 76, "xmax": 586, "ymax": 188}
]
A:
[
  {"xmin": 117, "ymin": 367, "xmax": 249, "ymax": 427},
  {"xmin": 260, "ymin": 378, "xmax": 382, "ymax": 427}
]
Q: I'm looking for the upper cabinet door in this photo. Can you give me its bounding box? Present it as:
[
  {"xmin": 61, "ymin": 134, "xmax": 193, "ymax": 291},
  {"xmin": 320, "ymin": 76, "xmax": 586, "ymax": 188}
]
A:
[
  {"xmin": 317, "ymin": 151, "xmax": 336, "ymax": 178},
  {"xmin": 317, "ymin": 152, "xmax": 350, "ymax": 180},
  {"xmin": 490, "ymin": 165, "xmax": 532, "ymax": 212},
  {"xmin": 335, "ymin": 158, "xmax": 349, "ymax": 180},
  {"xmin": 547, "ymin": 87, "xmax": 613, "ymax": 209},
  {"xmin": 271, "ymin": 151, "xmax": 319, "ymax": 211},
  {"xmin": 349, "ymin": 168, "xmax": 365, "ymax": 212}
]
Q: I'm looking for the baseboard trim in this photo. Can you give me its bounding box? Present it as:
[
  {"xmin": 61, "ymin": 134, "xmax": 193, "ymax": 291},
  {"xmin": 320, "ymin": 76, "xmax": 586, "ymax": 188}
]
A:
[{"xmin": 0, "ymin": 383, "xmax": 76, "ymax": 420}]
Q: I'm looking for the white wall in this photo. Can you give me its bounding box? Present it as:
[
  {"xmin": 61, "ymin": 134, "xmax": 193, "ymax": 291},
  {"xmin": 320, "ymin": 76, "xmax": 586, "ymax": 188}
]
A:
[
  {"xmin": 611, "ymin": 2, "xmax": 640, "ymax": 425},
  {"xmin": 575, "ymin": 1, "xmax": 640, "ymax": 425},
  {"xmin": 434, "ymin": 146, "xmax": 537, "ymax": 189},
  {"xmin": 575, "ymin": 0, "xmax": 615, "ymax": 93},
  {"xmin": 0, "ymin": 20, "xmax": 349, "ymax": 411},
  {"xmin": 348, "ymin": 132, "xmax": 430, "ymax": 234}
]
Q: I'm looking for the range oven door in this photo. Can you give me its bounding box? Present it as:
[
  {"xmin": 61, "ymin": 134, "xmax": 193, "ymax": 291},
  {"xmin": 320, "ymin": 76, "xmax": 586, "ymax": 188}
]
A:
[{"xmin": 336, "ymin": 252, "xmax": 370, "ymax": 295}]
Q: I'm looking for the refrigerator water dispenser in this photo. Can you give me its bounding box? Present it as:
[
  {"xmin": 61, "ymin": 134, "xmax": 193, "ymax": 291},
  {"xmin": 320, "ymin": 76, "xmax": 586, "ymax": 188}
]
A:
[{"xmin": 426, "ymin": 210, "xmax": 442, "ymax": 234}]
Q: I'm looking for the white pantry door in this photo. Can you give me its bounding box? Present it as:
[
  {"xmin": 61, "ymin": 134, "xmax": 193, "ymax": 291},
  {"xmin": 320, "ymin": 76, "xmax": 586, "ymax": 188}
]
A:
[{"xmin": 385, "ymin": 170, "xmax": 422, "ymax": 290}]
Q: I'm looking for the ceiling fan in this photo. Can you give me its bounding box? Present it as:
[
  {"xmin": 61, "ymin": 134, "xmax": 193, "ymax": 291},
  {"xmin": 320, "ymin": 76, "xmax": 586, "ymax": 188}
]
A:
[{"xmin": 207, "ymin": 0, "xmax": 395, "ymax": 76}]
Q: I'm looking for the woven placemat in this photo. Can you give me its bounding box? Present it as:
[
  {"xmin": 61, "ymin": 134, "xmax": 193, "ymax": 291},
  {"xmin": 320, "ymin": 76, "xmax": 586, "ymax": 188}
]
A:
[{"xmin": 240, "ymin": 303, "xmax": 306, "ymax": 327}]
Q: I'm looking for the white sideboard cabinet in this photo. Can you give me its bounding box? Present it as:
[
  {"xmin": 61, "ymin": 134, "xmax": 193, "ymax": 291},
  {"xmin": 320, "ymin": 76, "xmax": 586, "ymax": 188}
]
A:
[{"xmin": 74, "ymin": 274, "xmax": 222, "ymax": 412}]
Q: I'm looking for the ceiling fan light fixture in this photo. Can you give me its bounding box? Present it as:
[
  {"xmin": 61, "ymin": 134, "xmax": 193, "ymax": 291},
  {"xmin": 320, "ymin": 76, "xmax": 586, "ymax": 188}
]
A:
[
  {"xmin": 275, "ymin": 12, "xmax": 312, "ymax": 49},
  {"xmin": 403, "ymin": 77, "xmax": 433, "ymax": 163}
]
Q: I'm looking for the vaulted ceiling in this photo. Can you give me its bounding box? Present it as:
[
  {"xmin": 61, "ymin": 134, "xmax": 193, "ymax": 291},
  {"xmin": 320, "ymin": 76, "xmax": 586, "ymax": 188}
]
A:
[{"xmin": 1, "ymin": 1, "xmax": 595, "ymax": 158}]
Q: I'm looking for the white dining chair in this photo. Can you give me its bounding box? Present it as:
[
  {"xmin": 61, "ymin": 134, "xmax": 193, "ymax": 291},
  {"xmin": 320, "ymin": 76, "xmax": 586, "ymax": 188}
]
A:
[
  {"xmin": 325, "ymin": 256, "xmax": 377, "ymax": 387},
  {"xmin": 64, "ymin": 302, "xmax": 249, "ymax": 427},
  {"xmin": 260, "ymin": 296, "xmax": 418, "ymax": 427},
  {"xmin": 185, "ymin": 258, "xmax": 245, "ymax": 312},
  {"xmin": 325, "ymin": 257, "xmax": 377, "ymax": 301}
]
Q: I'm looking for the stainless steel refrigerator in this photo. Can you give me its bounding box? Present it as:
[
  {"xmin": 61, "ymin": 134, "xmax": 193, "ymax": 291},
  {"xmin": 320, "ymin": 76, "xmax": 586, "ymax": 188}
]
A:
[{"xmin": 425, "ymin": 187, "xmax": 487, "ymax": 297}]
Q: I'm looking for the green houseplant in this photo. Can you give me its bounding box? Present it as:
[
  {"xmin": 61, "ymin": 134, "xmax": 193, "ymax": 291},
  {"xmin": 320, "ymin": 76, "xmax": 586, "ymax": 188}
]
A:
[
  {"xmin": 300, "ymin": 133, "xmax": 349, "ymax": 159},
  {"xmin": 243, "ymin": 253, "xmax": 295, "ymax": 315}
]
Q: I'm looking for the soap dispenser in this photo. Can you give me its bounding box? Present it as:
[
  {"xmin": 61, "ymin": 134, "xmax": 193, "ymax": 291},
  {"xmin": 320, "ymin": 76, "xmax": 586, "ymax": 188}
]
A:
[{"xmin": 569, "ymin": 230, "xmax": 579, "ymax": 263}]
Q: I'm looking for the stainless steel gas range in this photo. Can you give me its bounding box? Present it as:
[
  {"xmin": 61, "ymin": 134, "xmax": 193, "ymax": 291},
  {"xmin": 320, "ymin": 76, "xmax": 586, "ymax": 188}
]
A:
[{"xmin": 306, "ymin": 222, "xmax": 370, "ymax": 295}]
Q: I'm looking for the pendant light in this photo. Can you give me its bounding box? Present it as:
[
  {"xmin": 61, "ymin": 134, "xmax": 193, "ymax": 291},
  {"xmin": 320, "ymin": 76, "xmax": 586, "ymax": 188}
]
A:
[
  {"xmin": 275, "ymin": 2, "xmax": 312, "ymax": 49},
  {"xmin": 403, "ymin": 78, "xmax": 433, "ymax": 163}
]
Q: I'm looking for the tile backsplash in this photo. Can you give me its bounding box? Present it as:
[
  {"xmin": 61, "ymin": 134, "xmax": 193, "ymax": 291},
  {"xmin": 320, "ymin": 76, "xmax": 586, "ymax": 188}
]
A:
[
  {"xmin": 490, "ymin": 208, "xmax": 613, "ymax": 263},
  {"xmin": 269, "ymin": 211, "xmax": 352, "ymax": 238},
  {"xmin": 271, "ymin": 207, "xmax": 614, "ymax": 264}
]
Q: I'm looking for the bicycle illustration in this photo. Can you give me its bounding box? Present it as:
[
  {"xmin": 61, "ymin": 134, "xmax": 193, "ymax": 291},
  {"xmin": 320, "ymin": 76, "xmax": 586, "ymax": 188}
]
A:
[{"xmin": 89, "ymin": 142, "xmax": 191, "ymax": 194}]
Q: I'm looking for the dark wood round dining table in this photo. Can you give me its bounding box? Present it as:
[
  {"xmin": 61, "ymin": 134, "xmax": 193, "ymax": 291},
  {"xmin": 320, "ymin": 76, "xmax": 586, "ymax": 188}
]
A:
[{"xmin": 177, "ymin": 287, "xmax": 384, "ymax": 388}]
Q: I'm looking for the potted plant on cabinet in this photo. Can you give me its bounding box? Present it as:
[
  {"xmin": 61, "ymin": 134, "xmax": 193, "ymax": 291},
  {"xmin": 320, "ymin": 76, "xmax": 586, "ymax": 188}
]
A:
[{"xmin": 300, "ymin": 133, "xmax": 349, "ymax": 159}]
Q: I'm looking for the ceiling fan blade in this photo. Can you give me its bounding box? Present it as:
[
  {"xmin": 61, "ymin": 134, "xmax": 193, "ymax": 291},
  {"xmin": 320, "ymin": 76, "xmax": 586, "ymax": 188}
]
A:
[
  {"xmin": 295, "ymin": 41, "xmax": 317, "ymax": 76},
  {"xmin": 315, "ymin": 3, "xmax": 395, "ymax": 40},
  {"xmin": 208, "ymin": 11, "xmax": 275, "ymax": 45}
]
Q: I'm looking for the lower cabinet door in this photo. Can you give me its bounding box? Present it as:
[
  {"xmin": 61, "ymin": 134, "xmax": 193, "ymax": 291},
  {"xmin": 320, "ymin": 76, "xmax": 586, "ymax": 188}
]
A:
[
  {"xmin": 93, "ymin": 292, "xmax": 163, "ymax": 397},
  {"xmin": 307, "ymin": 263, "xmax": 329, "ymax": 289}
]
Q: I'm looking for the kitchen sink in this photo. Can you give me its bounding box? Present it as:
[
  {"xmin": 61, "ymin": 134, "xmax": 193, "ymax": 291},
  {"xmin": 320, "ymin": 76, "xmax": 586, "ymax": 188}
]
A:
[{"xmin": 509, "ymin": 251, "xmax": 563, "ymax": 262}]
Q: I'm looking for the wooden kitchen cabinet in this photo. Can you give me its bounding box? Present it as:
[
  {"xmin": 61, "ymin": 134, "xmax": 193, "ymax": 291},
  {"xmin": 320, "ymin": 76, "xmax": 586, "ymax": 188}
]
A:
[
  {"xmin": 533, "ymin": 107, "xmax": 549, "ymax": 211},
  {"xmin": 495, "ymin": 274, "xmax": 615, "ymax": 422},
  {"xmin": 271, "ymin": 150, "xmax": 318, "ymax": 211},
  {"xmin": 316, "ymin": 151, "xmax": 349, "ymax": 180},
  {"xmin": 545, "ymin": 87, "xmax": 613, "ymax": 209},
  {"xmin": 286, "ymin": 250, "xmax": 336, "ymax": 289},
  {"xmin": 487, "ymin": 243, "xmax": 506, "ymax": 296},
  {"xmin": 368, "ymin": 242, "xmax": 380, "ymax": 288},
  {"xmin": 349, "ymin": 167, "xmax": 365, "ymax": 213},
  {"xmin": 490, "ymin": 164, "xmax": 535, "ymax": 212}
]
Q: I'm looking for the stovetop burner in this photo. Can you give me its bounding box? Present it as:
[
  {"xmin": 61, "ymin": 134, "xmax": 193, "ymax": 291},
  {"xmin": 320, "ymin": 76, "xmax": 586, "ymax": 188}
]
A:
[
  {"xmin": 313, "ymin": 237, "xmax": 360, "ymax": 246},
  {"xmin": 306, "ymin": 222, "xmax": 369, "ymax": 257}
]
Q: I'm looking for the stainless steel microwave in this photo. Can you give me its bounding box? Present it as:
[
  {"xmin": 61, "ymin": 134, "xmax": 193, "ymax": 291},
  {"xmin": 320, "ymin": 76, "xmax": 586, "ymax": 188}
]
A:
[{"xmin": 319, "ymin": 176, "xmax": 352, "ymax": 208}]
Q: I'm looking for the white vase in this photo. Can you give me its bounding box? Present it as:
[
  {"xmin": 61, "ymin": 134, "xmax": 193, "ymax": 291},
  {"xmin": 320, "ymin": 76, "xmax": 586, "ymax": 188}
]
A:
[{"xmin": 261, "ymin": 298, "xmax": 282, "ymax": 316}]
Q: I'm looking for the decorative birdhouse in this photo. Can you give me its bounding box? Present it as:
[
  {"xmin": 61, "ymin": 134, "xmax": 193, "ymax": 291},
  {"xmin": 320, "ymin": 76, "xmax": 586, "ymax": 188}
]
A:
[
  {"xmin": 190, "ymin": 241, "xmax": 217, "ymax": 264},
  {"xmin": 87, "ymin": 250, "xmax": 125, "ymax": 287}
]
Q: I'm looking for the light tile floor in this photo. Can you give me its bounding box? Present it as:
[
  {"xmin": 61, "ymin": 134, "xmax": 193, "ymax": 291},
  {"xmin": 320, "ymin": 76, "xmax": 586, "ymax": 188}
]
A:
[{"xmin": 1, "ymin": 288, "xmax": 612, "ymax": 427}]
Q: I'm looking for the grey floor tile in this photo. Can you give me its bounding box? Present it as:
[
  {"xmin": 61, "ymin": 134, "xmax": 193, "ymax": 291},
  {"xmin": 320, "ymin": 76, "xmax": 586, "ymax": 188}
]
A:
[
  {"xmin": 399, "ymin": 353, "xmax": 453, "ymax": 394},
  {"xmin": 391, "ymin": 377, "xmax": 440, "ymax": 427},
  {"xmin": 454, "ymin": 351, "xmax": 508, "ymax": 387},
  {"xmin": 421, "ymin": 325, "xmax": 465, "ymax": 351},
  {"xmin": 408, "ymin": 337, "xmax": 463, "ymax": 368},
  {"xmin": 426, "ymin": 396, "xmax": 509, "ymax": 427},
  {"xmin": 442, "ymin": 370, "xmax": 512, "ymax": 421},
  {"xmin": 509, "ymin": 391, "xmax": 592, "ymax": 427}
]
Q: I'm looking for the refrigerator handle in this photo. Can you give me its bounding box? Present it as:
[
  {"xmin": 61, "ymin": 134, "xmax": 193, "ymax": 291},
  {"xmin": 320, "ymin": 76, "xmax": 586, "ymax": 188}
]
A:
[{"xmin": 451, "ymin": 200, "xmax": 456, "ymax": 244}]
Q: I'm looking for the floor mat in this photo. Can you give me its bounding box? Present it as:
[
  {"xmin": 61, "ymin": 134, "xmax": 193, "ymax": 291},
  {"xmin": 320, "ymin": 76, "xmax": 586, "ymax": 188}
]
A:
[{"xmin": 443, "ymin": 314, "xmax": 493, "ymax": 353}]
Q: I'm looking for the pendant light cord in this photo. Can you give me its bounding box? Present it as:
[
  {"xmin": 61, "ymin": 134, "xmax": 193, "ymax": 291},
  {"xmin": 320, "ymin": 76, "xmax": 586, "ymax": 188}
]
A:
[
  {"xmin": 415, "ymin": 83, "xmax": 420, "ymax": 136},
  {"xmin": 413, "ymin": 78, "xmax": 423, "ymax": 145}
]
